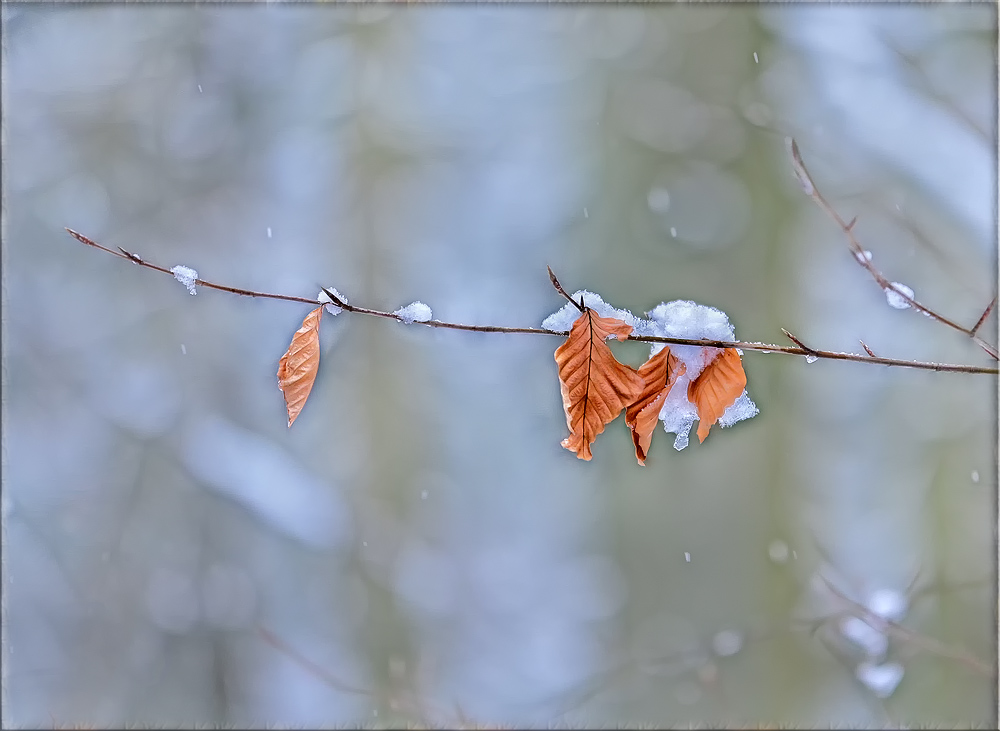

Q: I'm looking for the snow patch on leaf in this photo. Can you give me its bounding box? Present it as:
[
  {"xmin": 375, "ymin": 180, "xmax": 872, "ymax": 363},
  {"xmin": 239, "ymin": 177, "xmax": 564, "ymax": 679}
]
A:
[
  {"xmin": 393, "ymin": 301, "xmax": 433, "ymax": 324},
  {"xmin": 543, "ymin": 294, "xmax": 758, "ymax": 454},
  {"xmin": 645, "ymin": 300, "xmax": 757, "ymax": 449},
  {"xmin": 718, "ymin": 391, "xmax": 759, "ymax": 427},
  {"xmin": 645, "ymin": 300, "xmax": 736, "ymax": 377},
  {"xmin": 542, "ymin": 290, "xmax": 642, "ymax": 334},
  {"xmin": 171, "ymin": 265, "xmax": 198, "ymax": 295}
]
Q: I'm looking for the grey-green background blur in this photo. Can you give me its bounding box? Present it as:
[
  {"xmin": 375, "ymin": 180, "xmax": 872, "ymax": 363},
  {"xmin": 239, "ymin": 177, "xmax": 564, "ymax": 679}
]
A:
[{"xmin": 2, "ymin": 4, "xmax": 996, "ymax": 728}]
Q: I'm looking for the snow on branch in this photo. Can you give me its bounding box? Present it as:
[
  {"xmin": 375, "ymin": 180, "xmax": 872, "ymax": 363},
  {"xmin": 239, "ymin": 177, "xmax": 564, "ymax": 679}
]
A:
[{"xmin": 64, "ymin": 228, "xmax": 998, "ymax": 376}]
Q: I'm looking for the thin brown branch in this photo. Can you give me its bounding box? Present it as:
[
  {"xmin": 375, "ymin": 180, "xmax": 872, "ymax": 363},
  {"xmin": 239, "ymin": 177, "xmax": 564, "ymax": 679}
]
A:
[
  {"xmin": 66, "ymin": 229, "xmax": 321, "ymax": 306},
  {"xmin": 786, "ymin": 141, "xmax": 999, "ymax": 361},
  {"xmin": 547, "ymin": 265, "xmax": 585, "ymax": 312},
  {"xmin": 970, "ymin": 296, "xmax": 996, "ymax": 338},
  {"xmin": 781, "ymin": 327, "xmax": 817, "ymax": 355},
  {"xmin": 257, "ymin": 627, "xmax": 371, "ymax": 697},
  {"xmin": 819, "ymin": 576, "xmax": 991, "ymax": 676},
  {"xmin": 880, "ymin": 34, "xmax": 992, "ymax": 144},
  {"xmin": 319, "ymin": 285, "xmax": 347, "ymax": 308},
  {"xmin": 66, "ymin": 229, "xmax": 999, "ymax": 375},
  {"xmin": 117, "ymin": 246, "xmax": 143, "ymax": 264}
]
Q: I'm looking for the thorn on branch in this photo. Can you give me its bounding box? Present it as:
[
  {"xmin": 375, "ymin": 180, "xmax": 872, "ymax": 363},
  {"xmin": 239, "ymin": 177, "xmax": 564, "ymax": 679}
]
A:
[
  {"xmin": 860, "ymin": 340, "xmax": 877, "ymax": 358},
  {"xmin": 791, "ymin": 144, "xmax": 999, "ymax": 359},
  {"xmin": 970, "ymin": 296, "xmax": 996, "ymax": 338},
  {"xmin": 319, "ymin": 286, "xmax": 347, "ymax": 309},
  {"xmin": 547, "ymin": 265, "xmax": 585, "ymax": 312},
  {"xmin": 781, "ymin": 327, "xmax": 817, "ymax": 355},
  {"xmin": 118, "ymin": 246, "xmax": 143, "ymax": 264},
  {"xmin": 787, "ymin": 137, "xmax": 816, "ymax": 197}
]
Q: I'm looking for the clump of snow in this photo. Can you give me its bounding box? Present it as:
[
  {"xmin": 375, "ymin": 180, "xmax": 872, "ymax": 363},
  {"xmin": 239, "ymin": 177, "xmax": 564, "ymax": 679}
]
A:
[
  {"xmin": 645, "ymin": 300, "xmax": 758, "ymax": 450},
  {"xmin": 317, "ymin": 287, "xmax": 348, "ymax": 316},
  {"xmin": 854, "ymin": 249, "xmax": 873, "ymax": 264},
  {"xmin": 170, "ymin": 265, "xmax": 198, "ymax": 295},
  {"xmin": 884, "ymin": 282, "xmax": 914, "ymax": 309},
  {"xmin": 541, "ymin": 290, "xmax": 643, "ymax": 333},
  {"xmin": 711, "ymin": 629, "xmax": 743, "ymax": 657},
  {"xmin": 839, "ymin": 616, "xmax": 888, "ymax": 658},
  {"xmin": 541, "ymin": 293, "xmax": 759, "ymax": 450},
  {"xmin": 647, "ymin": 187, "xmax": 671, "ymax": 213},
  {"xmin": 855, "ymin": 661, "xmax": 904, "ymax": 698},
  {"xmin": 393, "ymin": 301, "xmax": 433, "ymax": 324},
  {"xmin": 767, "ymin": 539, "xmax": 790, "ymax": 564},
  {"xmin": 866, "ymin": 589, "xmax": 907, "ymax": 623}
]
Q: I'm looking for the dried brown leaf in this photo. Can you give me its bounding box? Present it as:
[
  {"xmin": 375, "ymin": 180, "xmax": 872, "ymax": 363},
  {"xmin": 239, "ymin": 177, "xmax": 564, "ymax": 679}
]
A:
[
  {"xmin": 277, "ymin": 306, "xmax": 323, "ymax": 427},
  {"xmin": 625, "ymin": 347, "xmax": 686, "ymax": 465},
  {"xmin": 555, "ymin": 310, "xmax": 645, "ymax": 460},
  {"xmin": 688, "ymin": 347, "xmax": 747, "ymax": 444}
]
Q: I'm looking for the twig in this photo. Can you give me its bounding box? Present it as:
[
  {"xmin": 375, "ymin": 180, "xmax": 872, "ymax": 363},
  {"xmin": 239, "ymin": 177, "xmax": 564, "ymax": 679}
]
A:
[
  {"xmin": 787, "ymin": 140, "xmax": 999, "ymax": 361},
  {"xmin": 66, "ymin": 228, "xmax": 999, "ymax": 376},
  {"xmin": 257, "ymin": 627, "xmax": 371, "ymax": 697},
  {"xmin": 818, "ymin": 576, "xmax": 991, "ymax": 676},
  {"xmin": 319, "ymin": 285, "xmax": 347, "ymax": 309},
  {"xmin": 547, "ymin": 265, "xmax": 585, "ymax": 312},
  {"xmin": 859, "ymin": 340, "xmax": 877, "ymax": 358},
  {"xmin": 117, "ymin": 246, "xmax": 143, "ymax": 264},
  {"xmin": 969, "ymin": 296, "xmax": 996, "ymax": 338},
  {"xmin": 880, "ymin": 34, "xmax": 991, "ymax": 144},
  {"xmin": 781, "ymin": 327, "xmax": 817, "ymax": 355}
]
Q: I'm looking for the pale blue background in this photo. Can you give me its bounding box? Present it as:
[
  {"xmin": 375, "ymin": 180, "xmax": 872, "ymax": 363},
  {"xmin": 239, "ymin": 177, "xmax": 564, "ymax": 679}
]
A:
[{"xmin": 2, "ymin": 5, "xmax": 996, "ymax": 726}]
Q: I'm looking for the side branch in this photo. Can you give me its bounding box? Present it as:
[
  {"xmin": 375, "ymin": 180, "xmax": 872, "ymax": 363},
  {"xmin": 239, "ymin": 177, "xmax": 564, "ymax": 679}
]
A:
[
  {"xmin": 787, "ymin": 140, "xmax": 999, "ymax": 360},
  {"xmin": 65, "ymin": 229, "xmax": 998, "ymax": 375}
]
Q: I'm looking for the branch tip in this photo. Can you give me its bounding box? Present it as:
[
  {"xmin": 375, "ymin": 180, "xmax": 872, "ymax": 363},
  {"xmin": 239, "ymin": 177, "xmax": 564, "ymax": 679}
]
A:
[
  {"xmin": 798, "ymin": 146, "xmax": 997, "ymax": 357},
  {"xmin": 860, "ymin": 340, "xmax": 877, "ymax": 358},
  {"xmin": 970, "ymin": 296, "xmax": 996, "ymax": 337},
  {"xmin": 66, "ymin": 227, "xmax": 95, "ymax": 246},
  {"xmin": 547, "ymin": 265, "xmax": 585, "ymax": 312},
  {"xmin": 781, "ymin": 327, "xmax": 816, "ymax": 354},
  {"xmin": 787, "ymin": 137, "xmax": 815, "ymax": 196}
]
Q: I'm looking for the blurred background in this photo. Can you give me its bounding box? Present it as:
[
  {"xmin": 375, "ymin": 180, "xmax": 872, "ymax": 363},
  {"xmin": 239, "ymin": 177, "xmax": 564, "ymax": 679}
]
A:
[{"xmin": 2, "ymin": 4, "xmax": 996, "ymax": 727}]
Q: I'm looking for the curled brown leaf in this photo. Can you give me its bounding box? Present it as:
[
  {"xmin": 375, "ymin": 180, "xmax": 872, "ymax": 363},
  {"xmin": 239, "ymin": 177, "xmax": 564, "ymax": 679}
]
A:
[
  {"xmin": 625, "ymin": 347, "xmax": 686, "ymax": 465},
  {"xmin": 688, "ymin": 347, "xmax": 746, "ymax": 444},
  {"xmin": 277, "ymin": 306, "xmax": 323, "ymax": 427},
  {"xmin": 555, "ymin": 310, "xmax": 645, "ymax": 460}
]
